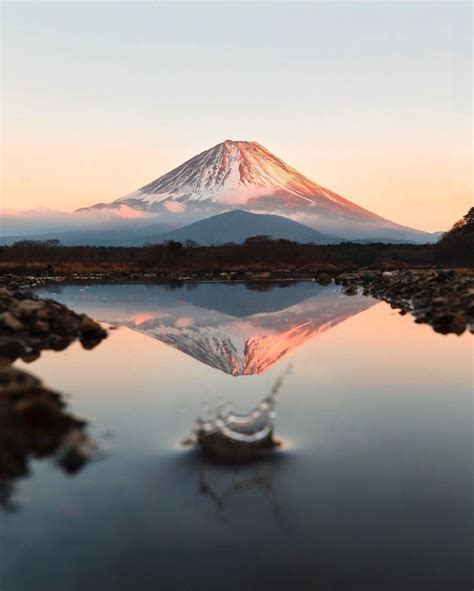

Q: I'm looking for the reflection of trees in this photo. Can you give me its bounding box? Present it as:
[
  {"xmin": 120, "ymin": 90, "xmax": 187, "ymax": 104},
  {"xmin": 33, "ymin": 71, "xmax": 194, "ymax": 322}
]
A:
[
  {"xmin": 0, "ymin": 365, "xmax": 96, "ymax": 509},
  {"xmin": 244, "ymin": 281, "xmax": 296, "ymax": 292},
  {"xmin": 244, "ymin": 282, "xmax": 274, "ymax": 292}
]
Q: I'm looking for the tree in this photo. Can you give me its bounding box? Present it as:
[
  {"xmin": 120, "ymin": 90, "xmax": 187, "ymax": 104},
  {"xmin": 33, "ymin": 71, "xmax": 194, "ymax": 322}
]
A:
[
  {"xmin": 164, "ymin": 240, "xmax": 185, "ymax": 259},
  {"xmin": 184, "ymin": 240, "xmax": 199, "ymax": 248},
  {"xmin": 243, "ymin": 235, "xmax": 272, "ymax": 246}
]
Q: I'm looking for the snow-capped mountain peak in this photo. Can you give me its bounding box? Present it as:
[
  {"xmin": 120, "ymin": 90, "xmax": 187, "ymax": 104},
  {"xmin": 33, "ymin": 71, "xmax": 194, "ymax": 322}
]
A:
[{"xmin": 114, "ymin": 139, "xmax": 376, "ymax": 217}]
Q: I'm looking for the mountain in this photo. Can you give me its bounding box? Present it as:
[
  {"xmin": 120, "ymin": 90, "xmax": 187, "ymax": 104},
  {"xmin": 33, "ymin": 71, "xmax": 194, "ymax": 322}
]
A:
[
  {"xmin": 157, "ymin": 210, "xmax": 336, "ymax": 245},
  {"xmin": 83, "ymin": 140, "xmax": 434, "ymax": 242}
]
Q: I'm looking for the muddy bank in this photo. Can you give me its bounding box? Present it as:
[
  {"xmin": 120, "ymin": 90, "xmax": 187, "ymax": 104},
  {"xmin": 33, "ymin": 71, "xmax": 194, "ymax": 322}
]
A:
[{"xmin": 335, "ymin": 269, "xmax": 474, "ymax": 335}]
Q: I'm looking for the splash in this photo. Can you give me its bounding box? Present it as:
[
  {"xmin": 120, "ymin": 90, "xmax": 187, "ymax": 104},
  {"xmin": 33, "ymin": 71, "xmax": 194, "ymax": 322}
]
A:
[{"xmin": 183, "ymin": 365, "xmax": 291, "ymax": 459}]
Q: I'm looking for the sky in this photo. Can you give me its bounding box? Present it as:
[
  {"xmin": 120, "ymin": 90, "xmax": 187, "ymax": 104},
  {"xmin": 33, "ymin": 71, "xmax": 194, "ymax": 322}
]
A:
[{"xmin": 1, "ymin": 1, "xmax": 472, "ymax": 232}]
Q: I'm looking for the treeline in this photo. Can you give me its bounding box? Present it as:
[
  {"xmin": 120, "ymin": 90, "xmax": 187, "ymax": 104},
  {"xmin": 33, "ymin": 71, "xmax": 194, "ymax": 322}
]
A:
[{"xmin": 0, "ymin": 235, "xmax": 471, "ymax": 275}]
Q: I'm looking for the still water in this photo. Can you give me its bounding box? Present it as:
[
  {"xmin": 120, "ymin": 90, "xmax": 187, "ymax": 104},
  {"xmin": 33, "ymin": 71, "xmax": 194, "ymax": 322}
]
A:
[{"xmin": 1, "ymin": 283, "xmax": 472, "ymax": 590}]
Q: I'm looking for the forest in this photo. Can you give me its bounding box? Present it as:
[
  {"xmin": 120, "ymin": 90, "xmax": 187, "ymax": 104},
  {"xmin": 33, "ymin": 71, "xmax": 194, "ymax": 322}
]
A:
[{"xmin": 1, "ymin": 232, "xmax": 472, "ymax": 277}]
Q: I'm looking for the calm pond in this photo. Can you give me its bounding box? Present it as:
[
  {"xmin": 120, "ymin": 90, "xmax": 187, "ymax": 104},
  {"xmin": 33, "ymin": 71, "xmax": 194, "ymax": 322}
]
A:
[{"xmin": 1, "ymin": 282, "xmax": 472, "ymax": 591}]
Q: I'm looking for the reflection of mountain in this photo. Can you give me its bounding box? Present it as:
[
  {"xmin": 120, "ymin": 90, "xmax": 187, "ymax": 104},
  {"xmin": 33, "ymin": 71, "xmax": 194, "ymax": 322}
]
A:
[
  {"xmin": 131, "ymin": 291, "xmax": 374, "ymax": 375},
  {"xmin": 42, "ymin": 284, "xmax": 376, "ymax": 376}
]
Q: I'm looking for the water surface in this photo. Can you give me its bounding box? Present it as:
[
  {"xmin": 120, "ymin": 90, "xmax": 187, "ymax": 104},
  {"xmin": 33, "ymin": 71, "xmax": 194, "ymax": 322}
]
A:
[{"xmin": 1, "ymin": 283, "xmax": 471, "ymax": 591}]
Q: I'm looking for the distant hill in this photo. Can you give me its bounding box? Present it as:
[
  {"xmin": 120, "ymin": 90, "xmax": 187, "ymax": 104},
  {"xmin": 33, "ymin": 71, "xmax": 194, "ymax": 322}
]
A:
[
  {"xmin": 1, "ymin": 220, "xmax": 175, "ymax": 247},
  {"xmin": 157, "ymin": 210, "xmax": 337, "ymax": 245}
]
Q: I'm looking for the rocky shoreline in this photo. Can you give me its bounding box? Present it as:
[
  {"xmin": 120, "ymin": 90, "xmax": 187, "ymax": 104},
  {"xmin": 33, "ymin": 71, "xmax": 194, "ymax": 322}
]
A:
[
  {"xmin": 0, "ymin": 268, "xmax": 472, "ymax": 363},
  {"xmin": 333, "ymin": 269, "xmax": 474, "ymax": 335},
  {"xmin": 0, "ymin": 280, "xmax": 107, "ymax": 364}
]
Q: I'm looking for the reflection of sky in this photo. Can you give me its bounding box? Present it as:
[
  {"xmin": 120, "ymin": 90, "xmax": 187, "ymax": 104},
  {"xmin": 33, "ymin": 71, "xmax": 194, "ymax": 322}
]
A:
[{"xmin": 6, "ymin": 291, "xmax": 472, "ymax": 591}]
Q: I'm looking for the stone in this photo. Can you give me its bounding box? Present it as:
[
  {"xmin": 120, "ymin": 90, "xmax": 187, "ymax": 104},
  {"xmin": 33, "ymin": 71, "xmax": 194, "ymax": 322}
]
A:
[
  {"xmin": 17, "ymin": 299, "xmax": 46, "ymax": 316},
  {"xmin": 79, "ymin": 314, "xmax": 102, "ymax": 334},
  {"xmin": 32, "ymin": 320, "xmax": 49, "ymax": 334},
  {"xmin": 0, "ymin": 339, "xmax": 25, "ymax": 362},
  {"xmin": 344, "ymin": 285, "xmax": 358, "ymax": 296},
  {"xmin": 0, "ymin": 312, "xmax": 24, "ymax": 332},
  {"xmin": 432, "ymin": 313, "xmax": 466, "ymax": 336},
  {"xmin": 316, "ymin": 273, "xmax": 332, "ymax": 286}
]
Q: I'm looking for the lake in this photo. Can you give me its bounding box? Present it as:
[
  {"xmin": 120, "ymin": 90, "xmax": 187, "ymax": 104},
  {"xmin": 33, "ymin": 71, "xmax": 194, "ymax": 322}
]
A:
[{"xmin": 1, "ymin": 282, "xmax": 472, "ymax": 591}]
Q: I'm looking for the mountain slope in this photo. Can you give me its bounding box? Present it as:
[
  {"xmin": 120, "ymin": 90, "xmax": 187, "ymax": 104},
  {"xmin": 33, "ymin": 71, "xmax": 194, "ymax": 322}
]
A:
[{"xmin": 157, "ymin": 210, "xmax": 336, "ymax": 245}]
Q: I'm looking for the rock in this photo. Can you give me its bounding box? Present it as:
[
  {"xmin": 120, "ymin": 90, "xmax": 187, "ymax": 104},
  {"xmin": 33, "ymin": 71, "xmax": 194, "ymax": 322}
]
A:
[
  {"xmin": 432, "ymin": 313, "xmax": 466, "ymax": 336},
  {"xmin": 197, "ymin": 431, "xmax": 279, "ymax": 461},
  {"xmin": 0, "ymin": 312, "xmax": 24, "ymax": 332},
  {"xmin": 79, "ymin": 314, "xmax": 102, "ymax": 334},
  {"xmin": 17, "ymin": 299, "xmax": 46, "ymax": 316},
  {"xmin": 0, "ymin": 365, "xmax": 95, "ymax": 506},
  {"xmin": 32, "ymin": 320, "xmax": 49, "ymax": 334},
  {"xmin": 50, "ymin": 337, "xmax": 73, "ymax": 352},
  {"xmin": 0, "ymin": 339, "xmax": 25, "ymax": 362},
  {"xmin": 56, "ymin": 429, "xmax": 96, "ymax": 474},
  {"xmin": 21, "ymin": 351, "xmax": 41, "ymax": 363},
  {"xmin": 344, "ymin": 285, "xmax": 358, "ymax": 296},
  {"xmin": 316, "ymin": 273, "xmax": 332, "ymax": 286}
]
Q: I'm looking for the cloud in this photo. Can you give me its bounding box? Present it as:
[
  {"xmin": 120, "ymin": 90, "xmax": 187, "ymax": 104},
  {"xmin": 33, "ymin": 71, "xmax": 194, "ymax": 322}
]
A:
[
  {"xmin": 114, "ymin": 204, "xmax": 145, "ymax": 219},
  {"xmin": 164, "ymin": 201, "xmax": 187, "ymax": 214}
]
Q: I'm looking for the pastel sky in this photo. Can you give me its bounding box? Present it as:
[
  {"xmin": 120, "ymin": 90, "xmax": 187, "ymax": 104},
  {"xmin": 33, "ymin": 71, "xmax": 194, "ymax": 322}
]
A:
[{"xmin": 2, "ymin": 1, "xmax": 472, "ymax": 231}]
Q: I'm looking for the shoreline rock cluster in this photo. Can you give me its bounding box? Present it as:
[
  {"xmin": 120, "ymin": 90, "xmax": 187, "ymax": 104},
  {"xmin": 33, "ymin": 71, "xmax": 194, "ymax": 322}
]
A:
[
  {"xmin": 0, "ymin": 279, "xmax": 105, "ymax": 507},
  {"xmin": 333, "ymin": 269, "xmax": 474, "ymax": 335},
  {"xmin": 0, "ymin": 284, "xmax": 107, "ymax": 364},
  {"xmin": 0, "ymin": 365, "xmax": 95, "ymax": 508}
]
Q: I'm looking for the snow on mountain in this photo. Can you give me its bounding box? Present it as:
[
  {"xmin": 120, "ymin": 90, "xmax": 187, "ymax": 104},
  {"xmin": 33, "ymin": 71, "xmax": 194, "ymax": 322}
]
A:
[{"xmin": 115, "ymin": 140, "xmax": 376, "ymax": 217}]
